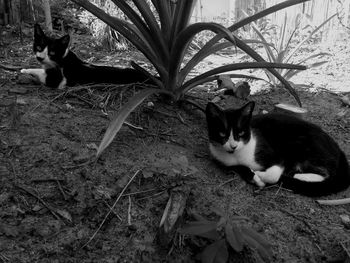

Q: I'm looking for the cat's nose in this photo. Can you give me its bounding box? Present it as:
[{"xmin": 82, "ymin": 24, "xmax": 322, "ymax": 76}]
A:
[{"xmin": 229, "ymin": 142, "xmax": 237, "ymax": 150}]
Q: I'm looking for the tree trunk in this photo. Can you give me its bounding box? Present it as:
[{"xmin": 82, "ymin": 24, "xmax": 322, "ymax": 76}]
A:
[{"xmin": 43, "ymin": 0, "xmax": 52, "ymax": 31}]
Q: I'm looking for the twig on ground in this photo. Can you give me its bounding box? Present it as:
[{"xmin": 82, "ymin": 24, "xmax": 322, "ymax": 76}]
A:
[
  {"xmin": 218, "ymin": 178, "xmax": 235, "ymax": 188},
  {"xmin": 121, "ymin": 188, "xmax": 160, "ymax": 197},
  {"xmin": 81, "ymin": 170, "xmax": 141, "ymax": 249},
  {"xmin": 15, "ymin": 184, "xmax": 62, "ymax": 221},
  {"xmin": 56, "ymin": 179, "xmax": 68, "ymax": 201},
  {"xmin": 316, "ymin": 198, "xmax": 350, "ymax": 206},
  {"xmin": 177, "ymin": 113, "xmax": 185, "ymax": 124},
  {"xmin": 136, "ymin": 190, "xmax": 166, "ymax": 201},
  {"xmin": 0, "ymin": 64, "xmax": 22, "ymax": 71},
  {"xmin": 128, "ymin": 196, "xmax": 132, "ymax": 225},
  {"xmin": 102, "ymin": 200, "xmax": 123, "ymax": 221},
  {"xmin": 0, "ymin": 79, "xmax": 8, "ymax": 88},
  {"xmin": 124, "ymin": 121, "xmax": 144, "ymax": 130},
  {"xmin": 0, "ymin": 252, "xmax": 10, "ymax": 262},
  {"xmin": 340, "ymin": 241, "xmax": 350, "ymax": 259}
]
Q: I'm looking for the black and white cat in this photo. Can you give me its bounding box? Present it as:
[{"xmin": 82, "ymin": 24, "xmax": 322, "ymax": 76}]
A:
[
  {"xmin": 206, "ymin": 101, "xmax": 350, "ymax": 196},
  {"xmin": 20, "ymin": 24, "xmax": 156, "ymax": 89}
]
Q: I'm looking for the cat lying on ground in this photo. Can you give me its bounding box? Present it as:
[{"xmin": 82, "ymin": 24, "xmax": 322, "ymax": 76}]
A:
[
  {"xmin": 206, "ymin": 101, "xmax": 350, "ymax": 196},
  {"xmin": 20, "ymin": 24, "xmax": 156, "ymax": 89}
]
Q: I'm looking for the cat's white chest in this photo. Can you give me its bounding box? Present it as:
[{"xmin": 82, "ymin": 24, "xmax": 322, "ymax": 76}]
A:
[{"xmin": 209, "ymin": 133, "xmax": 262, "ymax": 171}]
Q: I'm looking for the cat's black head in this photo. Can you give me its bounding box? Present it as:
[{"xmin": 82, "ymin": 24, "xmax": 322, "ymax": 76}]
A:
[
  {"xmin": 206, "ymin": 101, "xmax": 255, "ymax": 153},
  {"xmin": 33, "ymin": 24, "xmax": 70, "ymax": 66}
]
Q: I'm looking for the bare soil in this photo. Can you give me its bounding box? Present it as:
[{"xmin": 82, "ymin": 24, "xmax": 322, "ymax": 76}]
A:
[{"xmin": 0, "ymin": 28, "xmax": 349, "ymax": 263}]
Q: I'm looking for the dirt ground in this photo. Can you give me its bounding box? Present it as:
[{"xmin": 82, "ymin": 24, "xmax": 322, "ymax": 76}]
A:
[{"xmin": 0, "ymin": 27, "xmax": 349, "ymax": 263}]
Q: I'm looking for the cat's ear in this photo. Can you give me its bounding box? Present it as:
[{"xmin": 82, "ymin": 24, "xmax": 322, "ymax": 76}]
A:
[
  {"xmin": 240, "ymin": 101, "xmax": 255, "ymax": 117},
  {"xmin": 206, "ymin": 102, "xmax": 224, "ymax": 119},
  {"xmin": 237, "ymin": 101, "xmax": 255, "ymax": 129},
  {"xmin": 59, "ymin": 35, "xmax": 71, "ymax": 49},
  {"xmin": 34, "ymin": 23, "xmax": 45, "ymax": 38}
]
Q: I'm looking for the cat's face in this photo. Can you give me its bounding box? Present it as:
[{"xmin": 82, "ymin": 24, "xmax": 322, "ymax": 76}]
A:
[
  {"xmin": 33, "ymin": 24, "xmax": 70, "ymax": 66},
  {"xmin": 206, "ymin": 102, "xmax": 255, "ymax": 153}
]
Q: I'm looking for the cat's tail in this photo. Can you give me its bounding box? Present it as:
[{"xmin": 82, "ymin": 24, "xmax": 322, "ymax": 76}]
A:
[{"xmin": 280, "ymin": 152, "xmax": 350, "ymax": 197}]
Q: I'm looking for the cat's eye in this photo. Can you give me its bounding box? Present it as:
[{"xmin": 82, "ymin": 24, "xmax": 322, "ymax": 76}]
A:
[
  {"xmin": 49, "ymin": 51, "xmax": 55, "ymax": 56},
  {"xmin": 238, "ymin": 131, "xmax": 245, "ymax": 137},
  {"xmin": 219, "ymin": 132, "xmax": 226, "ymax": 137},
  {"xmin": 36, "ymin": 46, "xmax": 42, "ymax": 52}
]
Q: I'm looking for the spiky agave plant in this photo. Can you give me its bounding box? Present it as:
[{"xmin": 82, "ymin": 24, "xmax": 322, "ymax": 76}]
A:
[
  {"xmin": 244, "ymin": 11, "xmax": 335, "ymax": 87},
  {"xmin": 70, "ymin": 0, "xmax": 309, "ymax": 157}
]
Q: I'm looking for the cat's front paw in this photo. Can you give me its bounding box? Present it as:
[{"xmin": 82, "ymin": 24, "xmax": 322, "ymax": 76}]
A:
[
  {"xmin": 252, "ymin": 172, "xmax": 266, "ymax": 188},
  {"xmin": 20, "ymin": 69, "xmax": 30, "ymax": 74}
]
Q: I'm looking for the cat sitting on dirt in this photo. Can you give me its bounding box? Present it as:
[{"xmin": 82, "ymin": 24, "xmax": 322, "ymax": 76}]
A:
[
  {"xmin": 206, "ymin": 101, "xmax": 350, "ymax": 196},
  {"xmin": 20, "ymin": 24, "xmax": 156, "ymax": 89}
]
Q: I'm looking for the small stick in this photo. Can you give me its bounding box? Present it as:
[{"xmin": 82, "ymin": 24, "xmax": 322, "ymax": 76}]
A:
[
  {"xmin": 15, "ymin": 184, "xmax": 61, "ymax": 221},
  {"xmin": 81, "ymin": 170, "xmax": 140, "ymax": 248},
  {"xmin": 316, "ymin": 198, "xmax": 350, "ymax": 206},
  {"xmin": 340, "ymin": 241, "xmax": 350, "ymax": 259},
  {"xmin": 127, "ymin": 196, "xmax": 132, "ymax": 225},
  {"xmin": 0, "ymin": 64, "xmax": 22, "ymax": 71},
  {"xmin": 56, "ymin": 179, "xmax": 68, "ymax": 201},
  {"xmin": 124, "ymin": 121, "xmax": 143, "ymax": 131},
  {"xmin": 0, "ymin": 252, "xmax": 10, "ymax": 262},
  {"xmin": 136, "ymin": 190, "xmax": 166, "ymax": 201},
  {"xmin": 218, "ymin": 178, "xmax": 235, "ymax": 188},
  {"xmin": 121, "ymin": 188, "xmax": 159, "ymax": 197},
  {"xmin": 102, "ymin": 200, "xmax": 122, "ymax": 221}
]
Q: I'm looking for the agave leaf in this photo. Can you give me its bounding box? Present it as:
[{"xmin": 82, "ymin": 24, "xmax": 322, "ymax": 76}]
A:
[
  {"xmin": 241, "ymin": 226, "xmax": 272, "ymax": 261},
  {"xmin": 151, "ymin": 0, "xmax": 173, "ymax": 42},
  {"xmin": 110, "ymin": 0, "xmax": 168, "ymax": 64},
  {"xmin": 96, "ymin": 89, "xmax": 168, "ymax": 157},
  {"xmin": 284, "ymin": 23, "xmax": 299, "ymax": 52},
  {"xmin": 70, "ymin": 0, "xmax": 168, "ymax": 79},
  {"xmin": 225, "ymin": 223, "xmax": 244, "ymax": 252},
  {"xmin": 250, "ymin": 27, "xmax": 276, "ymax": 62},
  {"xmin": 296, "ymin": 52, "xmax": 331, "ymax": 65},
  {"xmin": 181, "ymin": 61, "xmax": 305, "ymax": 93},
  {"xmin": 233, "ymin": 37, "xmax": 303, "ymax": 106},
  {"xmin": 241, "ymin": 10, "xmax": 276, "ymax": 62},
  {"xmin": 281, "ymin": 52, "xmax": 330, "ymax": 78},
  {"xmin": 130, "ymin": 61, "xmax": 164, "ymax": 88},
  {"xmin": 170, "ymin": 0, "xmax": 197, "ymax": 45},
  {"xmin": 276, "ymin": 49, "xmax": 287, "ymax": 63},
  {"xmin": 283, "ymin": 61, "xmax": 328, "ymax": 80},
  {"xmin": 131, "ymin": 0, "xmax": 169, "ymax": 63},
  {"xmin": 201, "ymin": 239, "xmax": 228, "ymax": 263},
  {"xmin": 181, "ymin": 74, "xmax": 268, "ymax": 94},
  {"xmin": 277, "ymin": 13, "xmax": 288, "ymax": 53},
  {"xmin": 284, "ymin": 13, "xmax": 336, "ymax": 64},
  {"xmin": 169, "ymin": 22, "xmax": 238, "ymax": 91},
  {"xmin": 185, "ymin": 0, "xmax": 310, "ymax": 75},
  {"xmin": 179, "ymin": 221, "xmax": 217, "ymax": 236},
  {"xmin": 243, "ymin": 39, "xmax": 275, "ymax": 47}
]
